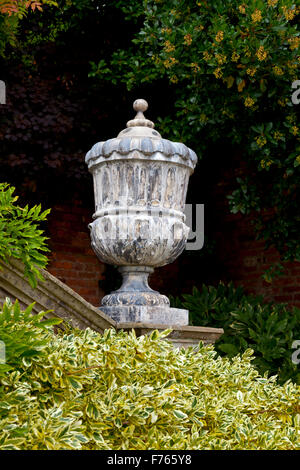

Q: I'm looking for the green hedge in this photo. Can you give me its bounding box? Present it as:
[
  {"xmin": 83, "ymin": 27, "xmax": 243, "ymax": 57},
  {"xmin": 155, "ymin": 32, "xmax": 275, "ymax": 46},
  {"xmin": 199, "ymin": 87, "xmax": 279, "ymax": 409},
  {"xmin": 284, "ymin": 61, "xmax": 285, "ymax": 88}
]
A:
[
  {"xmin": 0, "ymin": 298, "xmax": 299, "ymax": 450},
  {"xmin": 0, "ymin": 183, "xmax": 50, "ymax": 287},
  {"xmin": 170, "ymin": 282, "xmax": 300, "ymax": 384}
]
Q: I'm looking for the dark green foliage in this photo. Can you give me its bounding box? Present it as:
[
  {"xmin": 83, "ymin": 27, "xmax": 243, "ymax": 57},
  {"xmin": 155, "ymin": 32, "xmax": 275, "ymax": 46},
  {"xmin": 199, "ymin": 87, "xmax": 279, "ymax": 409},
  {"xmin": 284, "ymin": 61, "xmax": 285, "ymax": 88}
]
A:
[
  {"xmin": 0, "ymin": 183, "xmax": 50, "ymax": 287},
  {"xmin": 90, "ymin": 0, "xmax": 300, "ymax": 275},
  {"xmin": 171, "ymin": 282, "xmax": 300, "ymax": 384},
  {"xmin": 0, "ymin": 298, "xmax": 61, "ymax": 379}
]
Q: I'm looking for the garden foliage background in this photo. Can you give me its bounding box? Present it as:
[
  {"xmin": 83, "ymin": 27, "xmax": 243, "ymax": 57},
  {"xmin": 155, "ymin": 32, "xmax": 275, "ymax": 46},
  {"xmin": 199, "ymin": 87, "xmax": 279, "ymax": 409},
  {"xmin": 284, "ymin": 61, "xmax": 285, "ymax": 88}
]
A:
[
  {"xmin": 0, "ymin": 0, "xmax": 299, "ymax": 276},
  {"xmin": 0, "ymin": 0, "xmax": 300, "ymax": 434}
]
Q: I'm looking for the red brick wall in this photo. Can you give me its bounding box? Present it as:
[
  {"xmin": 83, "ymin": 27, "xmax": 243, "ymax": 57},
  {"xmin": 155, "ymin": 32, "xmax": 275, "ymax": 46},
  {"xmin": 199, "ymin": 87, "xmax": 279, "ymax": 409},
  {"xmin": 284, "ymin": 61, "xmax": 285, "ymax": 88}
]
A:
[{"xmin": 46, "ymin": 203, "xmax": 105, "ymax": 306}]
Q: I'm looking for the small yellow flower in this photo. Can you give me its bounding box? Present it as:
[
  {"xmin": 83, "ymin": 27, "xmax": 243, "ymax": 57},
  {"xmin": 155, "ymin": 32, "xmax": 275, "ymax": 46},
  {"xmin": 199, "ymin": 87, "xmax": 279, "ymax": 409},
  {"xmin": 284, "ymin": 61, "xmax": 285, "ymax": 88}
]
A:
[
  {"xmin": 295, "ymin": 155, "xmax": 300, "ymax": 164},
  {"xmin": 200, "ymin": 113, "xmax": 208, "ymax": 122},
  {"xmin": 222, "ymin": 108, "xmax": 234, "ymax": 119},
  {"xmin": 183, "ymin": 34, "xmax": 192, "ymax": 46},
  {"xmin": 161, "ymin": 27, "xmax": 172, "ymax": 35},
  {"xmin": 237, "ymin": 79, "xmax": 246, "ymax": 92},
  {"xmin": 245, "ymin": 47, "xmax": 252, "ymax": 58},
  {"xmin": 260, "ymin": 159, "xmax": 273, "ymax": 169},
  {"xmin": 251, "ymin": 9, "xmax": 262, "ymax": 23},
  {"xmin": 287, "ymin": 114, "xmax": 296, "ymax": 123},
  {"xmin": 256, "ymin": 45, "xmax": 268, "ymax": 61},
  {"xmin": 246, "ymin": 67, "xmax": 256, "ymax": 77},
  {"xmin": 267, "ymin": 0, "xmax": 278, "ymax": 7},
  {"xmin": 224, "ymin": 76, "xmax": 235, "ymax": 88},
  {"xmin": 291, "ymin": 126, "xmax": 299, "ymax": 136},
  {"xmin": 231, "ymin": 51, "xmax": 240, "ymax": 62},
  {"xmin": 239, "ymin": 5, "xmax": 246, "ymax": 14},
  {"xmin": 215, "ymin": 53, "xmax": 227, "ymax": 65},
  {"xmin": 203, "ymin": 51, "xmax": 212, "ymax": 61},
  {"xmin": 164, "ymin": 40, "xmax": 175, "ymax": 53},
  {"xmin": 278, "ymin": 97, "xmax": 287, "ymax": 107},
  {"xmin": 170, "ymin": 76, "xmax": 178, "ymax": 83},
  {"xmin": 190, "ymin": 63, "xmax": 201, "ymax": 73},
  {"xmin": 215, "ymin": 31, "xmax": 224, "ymax": 42},
  {"xmin": 163, "ymin": 57, "xmax": 177, "ymax": 68},
  {"xmin": 244, "ymin": 96, "xmax": 255, "ymax": 107},
  {"xmin": 273, "ymin": 66, "xmax": 283, "ymax": 76},
  {"xmin": 213, "ymin": 67, "xmax": 223, "ymax": 79},
  {"xmin": 274, "ymin": 131, "xmax": 283, "ymax": 141},
  {"xmin": 282, "ymin": 6, "xmax": 296, "ymax": 21},
  {"xmin": 288, "ymin": 37, "xmax": 300, "ymax": 51},
  {"xmin": 287, "ymin": 60, "xmax": 297, "ymax": 71},
  {"xmin": 256, "ymin": 136, "xmax": 267, "ymax": 147},
  {"xmin": 151, "ymin": 55, "xmax": 161, "ymax": 65}
]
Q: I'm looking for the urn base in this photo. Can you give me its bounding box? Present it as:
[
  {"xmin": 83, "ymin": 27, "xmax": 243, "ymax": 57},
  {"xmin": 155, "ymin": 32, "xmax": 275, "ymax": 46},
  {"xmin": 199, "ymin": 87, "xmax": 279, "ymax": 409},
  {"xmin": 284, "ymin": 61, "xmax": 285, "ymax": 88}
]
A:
[{"xmin": 99, "ymin": 305, "xmax": 189, "ymax": 326}]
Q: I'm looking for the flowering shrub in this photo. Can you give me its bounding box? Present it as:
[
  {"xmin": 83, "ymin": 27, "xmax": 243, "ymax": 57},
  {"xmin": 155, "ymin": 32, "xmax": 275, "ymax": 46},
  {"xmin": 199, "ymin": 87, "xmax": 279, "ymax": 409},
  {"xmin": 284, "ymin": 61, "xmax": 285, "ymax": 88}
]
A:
[
  {"xmin": 90, "ymin": 0, "xmax": 300, "ymax": 273},
  {"xmin": 0, "ymin": 298, "xmax": 299, "ymax": 450},
  {"xmin": 0, "ymin": 1, "xmax": 58, "ymax": 55}
]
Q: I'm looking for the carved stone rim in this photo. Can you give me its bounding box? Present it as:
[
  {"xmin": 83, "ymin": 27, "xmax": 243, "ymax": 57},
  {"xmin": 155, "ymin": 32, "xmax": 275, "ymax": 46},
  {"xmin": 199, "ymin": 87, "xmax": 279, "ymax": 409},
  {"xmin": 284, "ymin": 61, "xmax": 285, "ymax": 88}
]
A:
[
  {"xmin": 91, "ymin": 206, "xmax": 186, "ymax": 221},
  {"xmin": 85, "ymin": 137, "xmax": 197, "ymax": 169}
]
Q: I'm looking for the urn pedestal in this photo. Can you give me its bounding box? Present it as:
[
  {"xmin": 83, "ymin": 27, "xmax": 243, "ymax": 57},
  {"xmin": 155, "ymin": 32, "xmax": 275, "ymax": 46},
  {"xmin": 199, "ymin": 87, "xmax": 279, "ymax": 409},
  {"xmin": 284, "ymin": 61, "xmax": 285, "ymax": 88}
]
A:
[{"xmin": 85, "ymin": 99, "xmax": 197, "ymax": 326}]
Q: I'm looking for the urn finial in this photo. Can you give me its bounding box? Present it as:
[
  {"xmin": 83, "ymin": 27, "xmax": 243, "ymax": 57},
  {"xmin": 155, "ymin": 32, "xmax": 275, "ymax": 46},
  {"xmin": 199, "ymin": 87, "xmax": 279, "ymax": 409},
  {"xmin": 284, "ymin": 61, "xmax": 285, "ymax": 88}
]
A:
[
  {"xmin": 133, "ymin": 98, "xmax": 148, "ymax": 113},
  {"xmin": 126, "ymin": 98, "xmax": 154, "ymax": 129}
]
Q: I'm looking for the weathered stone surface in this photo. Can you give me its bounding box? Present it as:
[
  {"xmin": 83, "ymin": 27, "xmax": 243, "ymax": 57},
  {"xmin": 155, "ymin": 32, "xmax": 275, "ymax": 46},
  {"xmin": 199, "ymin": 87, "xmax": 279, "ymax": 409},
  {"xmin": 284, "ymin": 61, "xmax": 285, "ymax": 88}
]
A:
[
  {"xmin": 117, "ymin": 323, "xmax": 224, "ymax": 348},
  {"xmin": 100, "ymin": 306, "xmax": 189, "ymax": 325},
  {"xmin": 101, "ymin": 266, "xmax": 170, "ymax": 307},
  {"xmin": 88, "ymin": 161, "xmax": 191, "ymax": 266},
  {"xmin": 85, "ymin": 137, "xmax": 197, "ymax": 171},
  {"xmin": 0, "ymin": 258, "xmax": 115, "ymax": 333}
]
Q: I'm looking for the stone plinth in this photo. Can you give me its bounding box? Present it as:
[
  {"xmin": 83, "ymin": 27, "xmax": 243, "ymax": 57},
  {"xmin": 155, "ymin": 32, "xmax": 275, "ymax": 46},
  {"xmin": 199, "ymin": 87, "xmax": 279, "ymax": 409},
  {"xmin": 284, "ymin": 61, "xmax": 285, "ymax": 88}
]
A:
[
  {"xmin": 117, "ymin": 323, "xmax": 224, "ymax": 349},
  {"xmin": 100, "ymin": 305, "xmax": 188, "ymax": 325}
]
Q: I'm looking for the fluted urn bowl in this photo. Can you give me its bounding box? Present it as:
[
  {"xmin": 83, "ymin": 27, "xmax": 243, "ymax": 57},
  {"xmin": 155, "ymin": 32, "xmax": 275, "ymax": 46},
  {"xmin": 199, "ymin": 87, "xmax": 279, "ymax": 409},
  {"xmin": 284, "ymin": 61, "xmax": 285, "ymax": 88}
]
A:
[{"xmin": 85, "ymin": 99, "xmax": 197, "ymax": 324}]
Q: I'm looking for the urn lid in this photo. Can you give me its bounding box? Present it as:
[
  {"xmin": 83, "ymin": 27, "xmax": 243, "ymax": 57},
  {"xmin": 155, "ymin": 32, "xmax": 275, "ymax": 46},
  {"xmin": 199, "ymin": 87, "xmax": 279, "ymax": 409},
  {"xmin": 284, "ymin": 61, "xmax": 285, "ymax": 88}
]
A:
[{"xmin": 85, "ymin": 99, "xmax": 197, "ymax": 170}]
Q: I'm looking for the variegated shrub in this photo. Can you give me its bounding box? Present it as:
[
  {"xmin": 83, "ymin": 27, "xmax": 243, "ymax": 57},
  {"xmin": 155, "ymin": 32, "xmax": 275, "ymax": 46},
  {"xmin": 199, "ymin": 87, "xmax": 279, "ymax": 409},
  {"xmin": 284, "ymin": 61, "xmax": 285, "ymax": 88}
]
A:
[{"xmin": 0, "ymin": 299, "xmax": 299, "ymax": 450}]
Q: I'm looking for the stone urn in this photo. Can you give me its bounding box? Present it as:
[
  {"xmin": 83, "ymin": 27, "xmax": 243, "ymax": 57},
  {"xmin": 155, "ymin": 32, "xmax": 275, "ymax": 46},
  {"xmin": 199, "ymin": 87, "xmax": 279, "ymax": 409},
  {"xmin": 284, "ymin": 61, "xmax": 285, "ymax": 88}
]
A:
[{"xmin": 85, "ymin": 99, "xmax": 197, "ymax": 325}]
